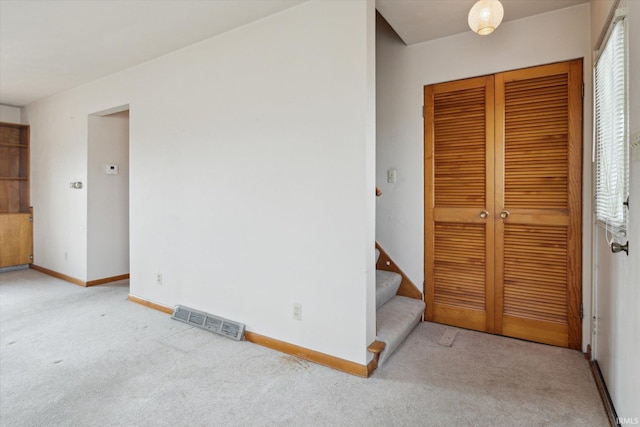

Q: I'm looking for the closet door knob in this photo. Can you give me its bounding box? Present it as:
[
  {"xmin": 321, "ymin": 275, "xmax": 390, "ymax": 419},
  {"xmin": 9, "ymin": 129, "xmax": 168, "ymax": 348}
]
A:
[
  {"xmin": 500, "ymin": 210, "xmax": 510, "ymax": 219},
  {"xmin": 480, "ymin": 210, "xmax": 489, "ymax": 219}
]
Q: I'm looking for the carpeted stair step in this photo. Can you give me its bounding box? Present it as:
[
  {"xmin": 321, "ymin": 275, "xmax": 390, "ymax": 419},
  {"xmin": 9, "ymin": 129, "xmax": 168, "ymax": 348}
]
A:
[
  {"xmin": 376, "ymin": 295, "xmax": 425, "ymax": 366},
  {"xmin": 376, "ymin": 270, "xmax": 402, "ymax": 310}
]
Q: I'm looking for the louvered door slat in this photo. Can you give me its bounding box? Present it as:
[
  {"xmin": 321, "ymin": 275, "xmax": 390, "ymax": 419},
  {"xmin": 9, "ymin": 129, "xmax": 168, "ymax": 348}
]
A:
[
  {"xmin": 434, "ymin": 84, "xmax": 487, "ymax": 208},
  {"xmin": 502, "ymin": 71, "xmax": 569, "ymax": 210},
  {"xmin": 434, "ymin": 223, "xmax": 486, "ymax": 310},
  {"xmin": 503, "ymin": 224, "xmax": 568, "ymax": 324}
]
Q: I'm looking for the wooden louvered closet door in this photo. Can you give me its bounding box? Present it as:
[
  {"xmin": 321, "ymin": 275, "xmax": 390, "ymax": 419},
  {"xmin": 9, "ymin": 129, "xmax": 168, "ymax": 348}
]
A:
[
  {"xmin": 494, "ymin": 61, "xmax": 582, "ymax": 348},
  {"xmin": 424, "ymin": 60, "xmax": 582, "ymax": 349},
  {"xmin": 424, "ymin": 76, "xmax": 496, "ymax": 333}
]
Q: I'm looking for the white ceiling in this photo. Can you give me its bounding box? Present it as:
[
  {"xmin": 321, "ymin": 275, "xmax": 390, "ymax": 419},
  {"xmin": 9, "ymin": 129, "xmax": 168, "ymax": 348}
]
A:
[
  {"xmin": 377, "ymin": 0, "xmax": 589, "ymax": 46},
  {"xmin": 0, "ymin": 0, "xmax": 590, "ymax": 107},
  {"xmin": 0, "ymin": 0, "xmax": 302, "ymax": 106}
]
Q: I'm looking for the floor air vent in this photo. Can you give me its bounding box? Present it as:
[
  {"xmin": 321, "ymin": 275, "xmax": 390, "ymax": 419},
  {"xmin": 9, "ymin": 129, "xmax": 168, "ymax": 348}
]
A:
[{"xmin": 172, "ymin": 305, "xmax": 245, "ymax": 341}]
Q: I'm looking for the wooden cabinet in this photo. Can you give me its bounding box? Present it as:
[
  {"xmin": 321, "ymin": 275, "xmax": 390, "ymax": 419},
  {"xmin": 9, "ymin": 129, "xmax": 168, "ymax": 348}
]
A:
[
  {"xmin": 423, "ymin": 60, "xmax": 582, "ymax": 349},
  {"xmin": 0, "ymin": 213, "xmax": 32, "ymax": 266},
  {"xmin": 0, "ymin": 122, "xmax": 33, "ymax": 267}
]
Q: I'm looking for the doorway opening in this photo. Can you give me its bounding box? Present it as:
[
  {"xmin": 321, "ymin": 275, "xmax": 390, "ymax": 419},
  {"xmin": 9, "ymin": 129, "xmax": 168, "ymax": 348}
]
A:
[{"xmin": 87, "ymin": 105, "xmax": 130, "ymax": 284}]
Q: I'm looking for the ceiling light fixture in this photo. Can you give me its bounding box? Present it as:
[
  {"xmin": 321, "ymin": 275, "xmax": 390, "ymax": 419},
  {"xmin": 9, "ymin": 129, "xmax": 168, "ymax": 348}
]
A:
[{"xmin": 468, "ymin": 0, "xmax": 504, "ymax": 35}]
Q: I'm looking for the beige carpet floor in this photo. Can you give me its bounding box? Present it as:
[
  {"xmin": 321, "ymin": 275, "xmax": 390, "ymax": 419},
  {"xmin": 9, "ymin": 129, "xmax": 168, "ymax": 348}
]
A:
[{"xmin": 0, "ymin": 268, "xmax": 608, "ymax": 426}]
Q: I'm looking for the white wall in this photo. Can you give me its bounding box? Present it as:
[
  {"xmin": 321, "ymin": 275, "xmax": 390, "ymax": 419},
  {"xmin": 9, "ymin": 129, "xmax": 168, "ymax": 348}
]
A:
[
  {"xmin": 591, "ymin": 0, "xmax": 617, "ymax": 46},
  {"xmin": 364, "ymin": 1, "xmax": 377, "ymax": 349},
  {"xmin": 591, "ymin": 0, "xmax": 640, "ymax": 420},
  {"xmin": 87, "ymin": 110, "xmax": 129, "ymax": 281},
  {"xmin": 28, "ymin": 94, "xmax": 89, "ymax": 279},
  {"xmin": 0, "ymin": 105, "xmax": 22, "ymax": 123},
  {"xmin": 24, "ymin": 0, "xmax": 376, "ymax": 365},
  {"xmin": 376, "ymin": 4, "xmax": 593, "ymax": 348}
]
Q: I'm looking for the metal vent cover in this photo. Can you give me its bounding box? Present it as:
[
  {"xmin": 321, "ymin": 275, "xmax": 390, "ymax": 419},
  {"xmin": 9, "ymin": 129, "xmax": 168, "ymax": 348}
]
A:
[{"xmin": 172, "ymin": 305, "xmax": 245, "ymax": 341}]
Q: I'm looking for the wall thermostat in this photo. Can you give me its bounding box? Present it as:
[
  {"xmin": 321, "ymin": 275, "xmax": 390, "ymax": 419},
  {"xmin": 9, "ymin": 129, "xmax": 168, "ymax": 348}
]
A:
[{"xmin": 105, "ymin": 164, "xmax": 119, "ymax": 175}]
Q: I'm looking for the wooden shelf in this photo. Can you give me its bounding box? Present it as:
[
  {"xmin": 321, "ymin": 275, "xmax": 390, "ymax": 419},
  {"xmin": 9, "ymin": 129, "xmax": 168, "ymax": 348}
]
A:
[
  {"xmin": 0, "ymin": 122, "xmax": 32, "ymax": 267},
  {"xmin": 0, "ymin": 142, "xmax": 28, "ymax": 148},
  {"xmin": 0, "ymin": 121, "xmax": 30, "ymax": 215},
  {"xmin": 0, "ymin": 208, "xmax": 31, "ymax": 216}
]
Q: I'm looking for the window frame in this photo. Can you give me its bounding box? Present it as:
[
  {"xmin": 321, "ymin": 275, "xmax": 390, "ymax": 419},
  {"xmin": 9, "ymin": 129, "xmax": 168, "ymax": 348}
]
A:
[{"xmin": 593, "ymin": 11, "xmax": 629, "ymax": 238}]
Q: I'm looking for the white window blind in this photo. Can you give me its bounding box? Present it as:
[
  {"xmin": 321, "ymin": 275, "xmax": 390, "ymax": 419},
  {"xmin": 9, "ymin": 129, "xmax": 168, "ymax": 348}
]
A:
[{"xmin": 594, "ymin": 16, "xmax": 628, "ymax": 237}]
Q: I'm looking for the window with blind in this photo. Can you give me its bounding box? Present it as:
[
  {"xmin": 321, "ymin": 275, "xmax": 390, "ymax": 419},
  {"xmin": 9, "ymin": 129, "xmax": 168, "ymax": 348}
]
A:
[{"xmin": 594, "ymin": 15, "xmax": 628, "ymax": 237}]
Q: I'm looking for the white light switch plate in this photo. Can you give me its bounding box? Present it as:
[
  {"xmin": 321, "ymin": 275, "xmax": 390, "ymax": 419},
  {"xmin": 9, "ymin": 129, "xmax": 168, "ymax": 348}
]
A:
[{"xmin": 387, "ymin": 168, "xmax": 397, "ymax": 184}]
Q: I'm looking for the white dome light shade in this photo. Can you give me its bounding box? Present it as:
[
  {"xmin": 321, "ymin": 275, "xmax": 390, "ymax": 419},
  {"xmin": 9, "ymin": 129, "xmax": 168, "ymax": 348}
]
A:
[{"xmin": 468, "ymin": 0, "xmax": 504, "ymax": 35}]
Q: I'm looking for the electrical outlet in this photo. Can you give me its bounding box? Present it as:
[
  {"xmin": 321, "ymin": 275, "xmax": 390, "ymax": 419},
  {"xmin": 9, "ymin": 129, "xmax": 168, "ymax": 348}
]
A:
[
  {"xmin": 293, "ymin": 303, "xmax": 302, "ymax": 321},
  {"xmin": 157, "ymin": 273, "xmax": 162, "ymax": 286}
]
